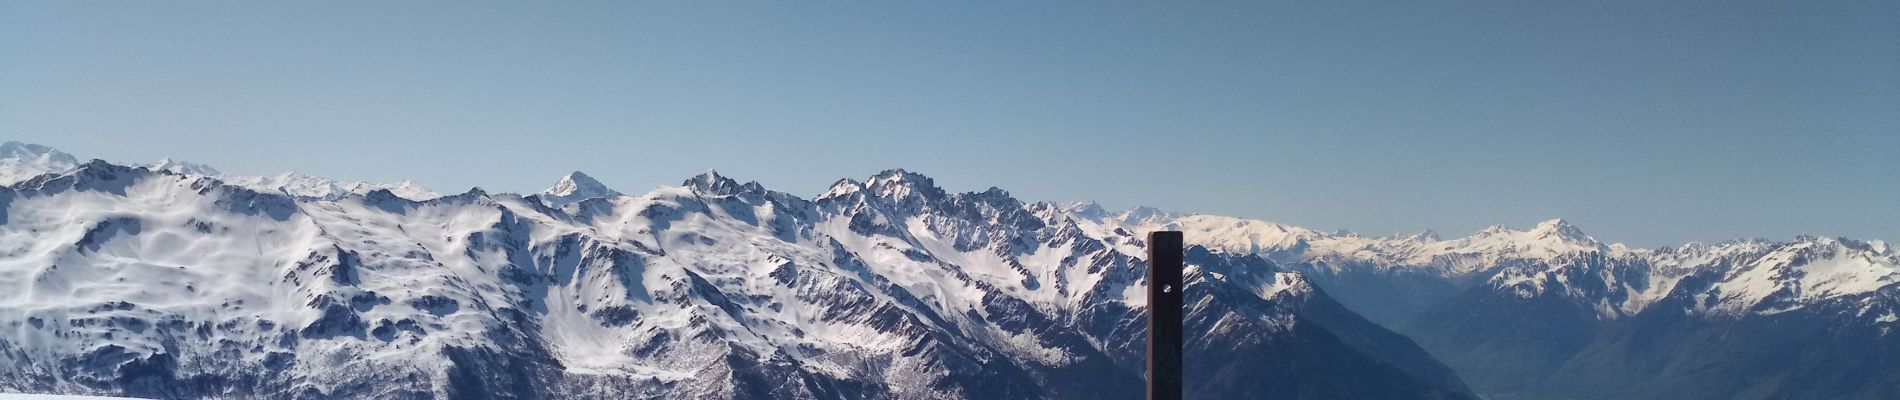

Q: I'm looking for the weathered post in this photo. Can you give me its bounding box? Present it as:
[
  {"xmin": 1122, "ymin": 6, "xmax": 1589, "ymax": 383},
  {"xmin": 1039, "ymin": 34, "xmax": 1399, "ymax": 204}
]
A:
[{"xmin": 1147, "ymin": 231, "xmax": 1184, "ymax": 400}]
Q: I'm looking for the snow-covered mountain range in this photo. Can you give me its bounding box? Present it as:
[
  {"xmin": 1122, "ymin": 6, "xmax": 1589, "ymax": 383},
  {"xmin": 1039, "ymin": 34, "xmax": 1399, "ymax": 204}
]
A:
[
  {"xmin": 1080, "ymin": 205, "xmax": 1896, "ymax": 319},
  {"xmin": 2, "ymin": 140, "xmax": 1895, "ymax": 399},
  {"xmin": 1072, "ymin": 201, "xmax": 1900, "ymax": 399},
  {"xmin": 0, "ymin": 143, "xmax": 1471, "ymax": 399},
  {"xmin": 0, "ymin": 143, "xmax": 439, "ymax": 202}
]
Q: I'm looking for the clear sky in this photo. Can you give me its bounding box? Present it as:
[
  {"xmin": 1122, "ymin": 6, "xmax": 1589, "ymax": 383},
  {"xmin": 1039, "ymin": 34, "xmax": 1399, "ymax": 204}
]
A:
[{"xmin": 3, "ymin": 1, "xmax": 1896, "ymax": 246}]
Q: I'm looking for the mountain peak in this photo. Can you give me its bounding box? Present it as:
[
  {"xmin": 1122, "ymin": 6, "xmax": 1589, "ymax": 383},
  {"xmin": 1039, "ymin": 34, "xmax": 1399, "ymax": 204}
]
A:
[
  {"xmin": 862, "ymin": 168, "xmax": 946, "ymax": 202},
  {"xmin": 817, "ymin": 178, "xmax": 865, "ymax": 200},
  {"xmin": 0, "ymin": 141, "xmax": 82, "ymax": 185},
  {"xmin": 341, "ymin": 179, "xmax": 441, "ymax": 201},
  {"xmin": 541, "ymin": 171, "xmax": 622, "ymax": 205},
  {"xmin": 0, "ymin": 141, "xmax": 74, "ymax": 161},
  {"xmin": 145, "ymin": 158, "xmax": 223, "ymax": 176},
  {"xmin": 1531, "ymin": 218, "xmax": 1590, "ymax": 242},
  {"xmin": 872, "ymin": 168, "xmax": 919, "ymax": 179},
  {"xmin": 1120, "ymin": 206, "xmax": 1178, "ymax": 223},
  {"xmin": 1060, "ymin": 201, "xmax": 1109, "ymax": 219},
  {"xmin": 682, "ymin": 168, "xmax": 762, "ymax": 196},
  {"xmin": 869, "ymin": 168, "xmax": 934, "ymax": 186},
  {"xmin": 12, "ymin": 158, "xmax": 148, "ymax": 194}
]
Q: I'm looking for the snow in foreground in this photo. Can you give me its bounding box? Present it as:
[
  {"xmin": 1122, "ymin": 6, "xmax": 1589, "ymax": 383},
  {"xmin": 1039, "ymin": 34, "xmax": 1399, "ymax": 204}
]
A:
[{"xmin": 0, "ymin": 394, "xmax": 146, "ymax": 400}]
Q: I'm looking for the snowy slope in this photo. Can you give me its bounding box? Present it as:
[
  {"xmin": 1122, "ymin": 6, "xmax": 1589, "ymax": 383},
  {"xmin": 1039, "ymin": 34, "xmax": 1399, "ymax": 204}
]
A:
[{"xmin": 0, "ymin": 394, "xmax": 146, "ymax": 400}]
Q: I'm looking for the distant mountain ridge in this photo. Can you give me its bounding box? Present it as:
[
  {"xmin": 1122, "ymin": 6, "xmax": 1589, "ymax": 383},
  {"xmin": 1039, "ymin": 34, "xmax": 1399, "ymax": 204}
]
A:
[
  {"xmin": 1077, "ymin": 203, "xmax": 1900, "ymax": 399},
  {"xmin": 0, "ymin": 141, "xmax": 441, "ymax": 201},
  {"xmin": 0, "ymin": 142, "xmax": 80, "ymax": 186}
]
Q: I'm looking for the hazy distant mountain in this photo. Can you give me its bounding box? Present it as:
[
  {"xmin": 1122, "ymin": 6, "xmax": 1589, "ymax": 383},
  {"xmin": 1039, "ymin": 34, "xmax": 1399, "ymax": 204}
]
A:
[
  {"xmin": 0, "ymin": 143, "xmax": 1471, "ymax": 399},
  {"xmin": 0, "ymin": 142, "xmax": 80, "ymax": 186},
  {"xmin": 1092, "ymin": 208, "xmax": 1900, "ymax": 399},
  {"xmin": 0, "ymin": 142, "xmax": 441, "ymax": 202}
]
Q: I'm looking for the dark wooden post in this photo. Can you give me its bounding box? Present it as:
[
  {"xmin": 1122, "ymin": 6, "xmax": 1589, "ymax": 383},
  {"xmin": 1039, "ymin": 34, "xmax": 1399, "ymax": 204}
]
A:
[{"xmin": 1147, "ymin": 231, "xmax": 1184, "ymax": 400}]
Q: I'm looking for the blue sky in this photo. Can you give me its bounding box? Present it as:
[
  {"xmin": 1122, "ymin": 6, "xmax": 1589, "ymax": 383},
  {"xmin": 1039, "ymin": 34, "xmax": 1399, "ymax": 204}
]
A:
[{"xmin": 3, "ymin": 1, "xmax": 1895, "ymax": 246}]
